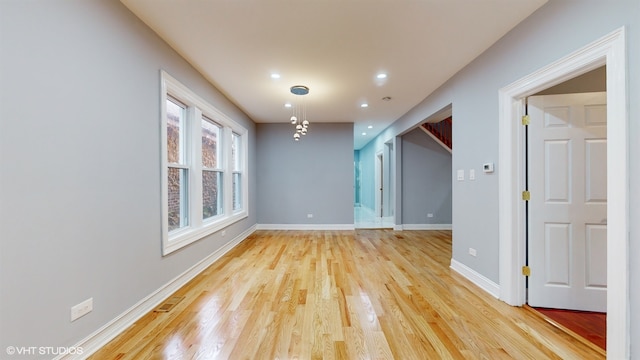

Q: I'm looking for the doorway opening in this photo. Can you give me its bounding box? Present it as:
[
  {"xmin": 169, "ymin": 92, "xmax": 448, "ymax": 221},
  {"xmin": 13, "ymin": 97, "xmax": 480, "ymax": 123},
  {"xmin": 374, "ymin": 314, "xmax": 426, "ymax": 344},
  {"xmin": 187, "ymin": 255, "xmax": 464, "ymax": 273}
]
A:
[
  {"xmin": 354, "ymin": 145, "xmax": 394, "ymax": 229},
  {"xmin": 376, "ymin": 151, "xmax": 383, "ymax": 217},
  {"xmin": 524, "ymin": 67, "xmax": 607, "ymax": 351},
  {"xmin": 498, "ymin": 28, "xmax": 628, "ymax": 358}
]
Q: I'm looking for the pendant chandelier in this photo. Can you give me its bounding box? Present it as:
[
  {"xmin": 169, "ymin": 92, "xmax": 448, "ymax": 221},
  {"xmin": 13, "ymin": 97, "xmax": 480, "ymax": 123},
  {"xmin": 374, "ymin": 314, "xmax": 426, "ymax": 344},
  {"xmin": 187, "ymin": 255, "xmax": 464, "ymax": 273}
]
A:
[{"xmin": 289, "ymin": 85, "xmax": 310, "ymax": 141}]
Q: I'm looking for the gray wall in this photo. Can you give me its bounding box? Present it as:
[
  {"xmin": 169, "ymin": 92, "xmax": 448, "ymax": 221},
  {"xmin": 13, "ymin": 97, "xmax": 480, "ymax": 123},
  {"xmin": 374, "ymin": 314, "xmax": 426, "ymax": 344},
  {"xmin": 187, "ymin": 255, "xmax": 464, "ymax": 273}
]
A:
[
  {"xmin": 256, "ymin": 123, "xmax": 354, "ymax": 225},
  {"xmin": 364, "ymin": 0, "xmax": 639, "ymax": 350},
  {"xmin": 401, "ymin": 129, "xmax": 452, "ymax": 225},
  {"xmin": 0, "ymin": 0, "xmax": 256, "ymax": 354}
]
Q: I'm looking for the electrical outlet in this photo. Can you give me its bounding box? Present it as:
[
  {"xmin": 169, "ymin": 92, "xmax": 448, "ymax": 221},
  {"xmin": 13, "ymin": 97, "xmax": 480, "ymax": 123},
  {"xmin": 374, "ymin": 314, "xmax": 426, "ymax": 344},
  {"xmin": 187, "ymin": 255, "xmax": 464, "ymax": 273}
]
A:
[
  {"xmin": 469, "ymin": 248, "xmax": 477, "ymax": 257},
  {"xmin": 71, "ymin": 298, "xmax": 93, "ymax": 322},
  {"xmin": 457, "ymin": 169, "xmax": 464, "ymax": 181},
  {"xmin": 427, "ymin": 213, "xmax": 434, "ymax": 218},
  {"xmin": 469, "ymin": 169, "xmax": 476, "ymax": 180},
  {"xmin": 307, "ymin": 213, "xmax": 313, "ymax": 218}
]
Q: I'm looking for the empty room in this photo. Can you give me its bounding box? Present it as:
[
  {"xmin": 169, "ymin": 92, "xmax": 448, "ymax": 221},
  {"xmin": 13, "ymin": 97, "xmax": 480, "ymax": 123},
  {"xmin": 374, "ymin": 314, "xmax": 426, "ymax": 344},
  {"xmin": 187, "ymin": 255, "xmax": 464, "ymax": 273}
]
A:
[{"xmin": 1, "ymin": 1, "xmax": 638, "ymax": 359}]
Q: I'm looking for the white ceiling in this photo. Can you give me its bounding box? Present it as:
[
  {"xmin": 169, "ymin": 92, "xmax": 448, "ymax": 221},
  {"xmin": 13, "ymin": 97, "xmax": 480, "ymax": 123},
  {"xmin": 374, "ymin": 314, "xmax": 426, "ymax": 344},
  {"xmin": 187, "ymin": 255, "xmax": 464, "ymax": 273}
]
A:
[{"xmin": 121, "ymin": 0, "xmax": 546, "ymax": 149}]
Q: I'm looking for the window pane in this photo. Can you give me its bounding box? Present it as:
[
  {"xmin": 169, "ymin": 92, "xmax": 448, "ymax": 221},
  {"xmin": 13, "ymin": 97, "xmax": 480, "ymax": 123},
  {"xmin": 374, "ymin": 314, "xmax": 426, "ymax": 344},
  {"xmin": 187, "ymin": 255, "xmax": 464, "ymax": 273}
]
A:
[
  {"xmin": 233, "ymin": 173, "xmax": 242, "ymax": 211},
  {"xmin": 167, "ymin": 98, "xmax": 186, "ymax": 164},
  {"xmin": 203, "ymin": 170, "xmax": 223, "ymax": 219},
  {"xmin": 202, "ymin": 118, "xmax": 221, "ymax": 168},
  {"xmin": 168, "ymin": 167, "xmax": 189, "ymax": 232},
  {"xmin": 232, "ymin": 133, "xmax": 241, "ymax": 171}
]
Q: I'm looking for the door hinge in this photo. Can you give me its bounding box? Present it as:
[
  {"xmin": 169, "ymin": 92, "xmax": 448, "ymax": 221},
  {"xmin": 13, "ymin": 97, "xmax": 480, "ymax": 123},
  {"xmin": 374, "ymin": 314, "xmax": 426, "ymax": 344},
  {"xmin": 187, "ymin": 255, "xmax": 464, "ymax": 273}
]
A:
[
  {"xmin": 522, "ymin": 191, "xmax": 530, "ymax": 201},
  {"xmin": 522, "ymin": 266, "xmax": 531, "ymax": 276},
  {"xmin": 522, "ymin": 115, "xmax": 530, "ymax": 126}
]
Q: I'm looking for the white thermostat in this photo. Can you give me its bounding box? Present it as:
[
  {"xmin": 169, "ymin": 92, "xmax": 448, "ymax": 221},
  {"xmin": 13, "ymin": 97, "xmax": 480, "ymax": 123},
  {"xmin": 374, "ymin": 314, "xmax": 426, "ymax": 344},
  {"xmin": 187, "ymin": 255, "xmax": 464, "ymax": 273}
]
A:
[{"xmin": 483, "ymin": 163, "xmax": 494, "ymax": 173}]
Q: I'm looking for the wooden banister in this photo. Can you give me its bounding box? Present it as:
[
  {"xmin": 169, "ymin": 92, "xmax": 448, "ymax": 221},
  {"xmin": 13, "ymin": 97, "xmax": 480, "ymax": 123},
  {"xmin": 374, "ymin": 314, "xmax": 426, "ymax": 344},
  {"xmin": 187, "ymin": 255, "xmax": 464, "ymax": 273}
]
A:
[{"xmin": 421, "ymin": 116, "xmax": 452, "ymax": 149}]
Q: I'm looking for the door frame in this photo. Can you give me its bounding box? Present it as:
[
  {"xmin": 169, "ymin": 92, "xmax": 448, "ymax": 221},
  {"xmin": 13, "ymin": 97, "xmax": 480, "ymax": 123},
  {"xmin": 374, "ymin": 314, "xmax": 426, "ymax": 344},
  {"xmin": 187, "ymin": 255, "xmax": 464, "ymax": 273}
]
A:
[
  {"xmin": 497, "ymin": 27, "xmax": 628, "ymax": 358},
  {"xmin": 375, "ymin": 150, "xmax": 384, "ymax": 217},
  {"xmin": 384, "ymin": 141, "xmax": 394, "ymax": 218}
]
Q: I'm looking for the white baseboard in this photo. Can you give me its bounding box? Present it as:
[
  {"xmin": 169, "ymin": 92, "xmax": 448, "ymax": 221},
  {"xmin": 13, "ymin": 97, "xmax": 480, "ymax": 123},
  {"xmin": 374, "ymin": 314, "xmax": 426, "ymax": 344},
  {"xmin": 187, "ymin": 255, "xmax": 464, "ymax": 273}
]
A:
[
  {"xmin": 450, "ymin": 259, "xmax": 500, "ymax": 299},
  {"xmin": 400, "ymin": 224, "xmax": 452, "ymax": 230},
  {"xmin": 256, "ymin": 224, "xmax": 355, "ymax": 230},
  {"xmin": 59, "ymin": 225, "xmax": 257, "ymax": 360}
]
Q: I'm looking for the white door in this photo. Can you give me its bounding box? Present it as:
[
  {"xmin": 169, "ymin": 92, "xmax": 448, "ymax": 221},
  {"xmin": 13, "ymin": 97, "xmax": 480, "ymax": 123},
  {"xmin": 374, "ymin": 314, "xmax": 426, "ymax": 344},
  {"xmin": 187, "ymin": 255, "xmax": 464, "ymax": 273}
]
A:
[{"xmin": 527, "ymin": 92, "xmax": 607, "ymax": 312}]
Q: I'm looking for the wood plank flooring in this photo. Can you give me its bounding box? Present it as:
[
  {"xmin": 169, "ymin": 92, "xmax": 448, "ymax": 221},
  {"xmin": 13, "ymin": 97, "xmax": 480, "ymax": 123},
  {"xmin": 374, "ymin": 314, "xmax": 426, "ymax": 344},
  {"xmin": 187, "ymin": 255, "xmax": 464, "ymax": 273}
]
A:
[{"xmin": 90, "ymin": 230, "xmax": 604, "ymax": 359}]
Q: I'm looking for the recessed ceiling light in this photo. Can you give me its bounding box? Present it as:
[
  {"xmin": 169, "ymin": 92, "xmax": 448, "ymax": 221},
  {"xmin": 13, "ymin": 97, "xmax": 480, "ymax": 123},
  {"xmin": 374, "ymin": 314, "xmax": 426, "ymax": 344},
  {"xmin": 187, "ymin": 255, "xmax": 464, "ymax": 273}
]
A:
[
  {"xmin": 284, "ymin": 103, "xmax": 292, "ymax": 108},
  {"xmin": 271, "ymin": 73, "xmax": 281, "ymax": 79},
  {"xmin": 362, "ymin": 132, "xmax": 367, "ymax": 136},
  {"xmin": 368, "ymin": 125, "xmax": 373, "ymax": 129},
  {"xmin": 376, "ymin": 73, "xmax": 387, "ymax": 79},
  {"xmin": 361, "ymin": 103, "xmax": 368, "ymax": 108}
]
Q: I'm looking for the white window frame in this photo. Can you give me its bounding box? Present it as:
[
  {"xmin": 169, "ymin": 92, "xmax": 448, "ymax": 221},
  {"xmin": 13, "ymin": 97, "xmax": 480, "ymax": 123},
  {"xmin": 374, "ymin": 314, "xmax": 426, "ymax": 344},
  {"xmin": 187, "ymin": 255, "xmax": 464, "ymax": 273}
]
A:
[
  {"xmin": 160, "ymin": 70, "xmax": 249, "ymax": 255},
  {"xmin": 165, "ymin": 96, "xmax": 190, "ymax": 232},
  {"xmin": 231, "ymin": 132, "xmax": 245, "ymax": 212},
  {"xmin": 201, "ymin": 116, "xmax": 224, "ymax": 221}
]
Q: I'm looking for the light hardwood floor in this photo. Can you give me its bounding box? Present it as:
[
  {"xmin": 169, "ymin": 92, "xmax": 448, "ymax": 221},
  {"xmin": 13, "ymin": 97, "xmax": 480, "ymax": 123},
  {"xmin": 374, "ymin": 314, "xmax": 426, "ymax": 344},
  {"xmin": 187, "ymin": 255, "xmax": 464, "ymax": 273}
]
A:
[{"xmin": 90, "ymin": 230, "xmax": 604, "ymax": 359}]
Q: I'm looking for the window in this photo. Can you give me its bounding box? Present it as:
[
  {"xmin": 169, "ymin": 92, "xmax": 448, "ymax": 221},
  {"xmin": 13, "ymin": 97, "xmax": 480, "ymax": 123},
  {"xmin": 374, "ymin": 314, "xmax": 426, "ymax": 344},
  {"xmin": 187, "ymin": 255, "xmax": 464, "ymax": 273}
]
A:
[
  {"xmin": 202, "ymin": 117, "xmax": 223, "ymax": 220},
  {"xmin": 166, "ymin": 97, "xmax": 189, "ymax": 232},
  {"xmin": 232, "ymin": 132, "xmax": 243, "ymax": 211},
  {"xmin": 161, "ymin": 71, "xmax": 248, "ymax": 255}
]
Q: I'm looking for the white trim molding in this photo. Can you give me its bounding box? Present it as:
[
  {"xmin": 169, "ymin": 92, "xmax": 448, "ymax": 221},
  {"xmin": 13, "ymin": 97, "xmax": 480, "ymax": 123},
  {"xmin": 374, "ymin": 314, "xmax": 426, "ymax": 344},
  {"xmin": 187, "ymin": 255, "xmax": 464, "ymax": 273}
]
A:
[
  {"xmin": 58, "ymin": 225, "xmax": 257, "ymax": 360},
  {"xmin": 498, "ymin": 27, "xmax": 628, "ymax": 358},
  {"xmin": 401, "ymin": 224, "xmax": 452, "ymax": 230},
  {"xmin": 450, "ymin": 259, "xmax": 500, "ymax": 299},
  {"xmin": 256, "ymin": 224, "xmax": 356, "ymax": 231}
]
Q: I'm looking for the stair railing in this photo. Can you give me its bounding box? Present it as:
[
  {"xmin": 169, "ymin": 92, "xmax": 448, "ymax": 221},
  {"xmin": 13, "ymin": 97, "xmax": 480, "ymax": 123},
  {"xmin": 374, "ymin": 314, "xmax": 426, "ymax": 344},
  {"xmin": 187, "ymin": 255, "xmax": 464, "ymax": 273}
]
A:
[{"xmin": 421, "ymin": 116, "xmax": 452, "ymax": 149}]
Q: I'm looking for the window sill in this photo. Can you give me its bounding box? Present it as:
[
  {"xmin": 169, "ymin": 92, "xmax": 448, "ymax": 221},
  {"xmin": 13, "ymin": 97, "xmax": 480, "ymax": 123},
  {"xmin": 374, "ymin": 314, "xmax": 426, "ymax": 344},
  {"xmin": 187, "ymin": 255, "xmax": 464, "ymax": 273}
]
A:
[{"xmin": 162, "ymin": 210, "xmax": 248, "ymax": 256}]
